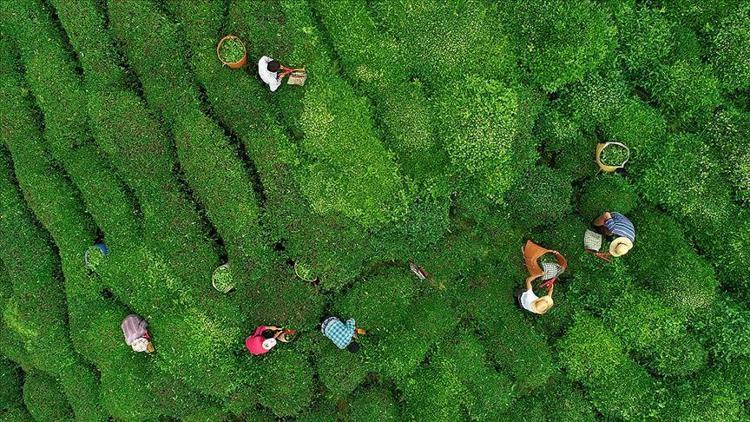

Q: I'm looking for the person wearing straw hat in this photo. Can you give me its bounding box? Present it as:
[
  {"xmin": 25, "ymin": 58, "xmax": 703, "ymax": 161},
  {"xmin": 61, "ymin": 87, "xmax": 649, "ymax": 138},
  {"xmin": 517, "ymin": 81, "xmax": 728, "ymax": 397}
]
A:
[
  {"xmin": 517, "ymin": 275, "xmax": 555, "ymax": 315},
  {"xmin": 590, "ymin": 211, "xmax": 635, "ymax": 261},
  {"xmin": 246, "ymin": 325, "xmax": 290, "ymax": 356},
  {"xmin": 517, "ymin": 240, "xmax": 566, "ymax": 315},
  {"xmin": 121, "ymin": 314, "xmax": 155, "ymax": 354}
]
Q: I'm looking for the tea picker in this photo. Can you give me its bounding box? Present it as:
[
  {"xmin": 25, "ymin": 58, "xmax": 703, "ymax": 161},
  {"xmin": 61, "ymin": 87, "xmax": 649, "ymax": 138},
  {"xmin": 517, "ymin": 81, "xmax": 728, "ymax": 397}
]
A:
[
  {"xmin": 258, "ymin": 55, "xmax": 306, "ymax": 92},
  {"xmin": 321, "ymin": 316, "xmax": 365, "ymax": 352},
  {"xmin": 121, "ymin": 314, "xmax": 155, "ymax": 353},
  {"xmin": 246, "ymin": 325, "xmax": 294, "ymax": 356},
  {"xmin": 585, "ymin": 211, "xmax": 635, "ymax": 262},
  {"xmin": 517, "ymin": 240, "xmax": 567, "ymax": 315}
]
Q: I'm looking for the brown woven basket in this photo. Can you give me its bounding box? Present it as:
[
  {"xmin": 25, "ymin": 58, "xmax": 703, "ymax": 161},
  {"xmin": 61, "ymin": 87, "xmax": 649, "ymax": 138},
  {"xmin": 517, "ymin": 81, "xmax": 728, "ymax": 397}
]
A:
[{"xmin": 216, "ymin": 35, "xmax": 247, "ymax": 69}]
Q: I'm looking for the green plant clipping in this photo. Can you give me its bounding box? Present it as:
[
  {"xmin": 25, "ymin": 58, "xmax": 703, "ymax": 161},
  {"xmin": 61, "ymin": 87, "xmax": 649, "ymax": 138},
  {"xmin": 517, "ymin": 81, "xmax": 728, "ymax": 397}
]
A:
[
  {"xmin": 218, "ymin": 37, "xmax": 245, "ymax": 63},
  {"xmin": 294, "ymin": 261, "xmax": 315, "ymax": 282}
]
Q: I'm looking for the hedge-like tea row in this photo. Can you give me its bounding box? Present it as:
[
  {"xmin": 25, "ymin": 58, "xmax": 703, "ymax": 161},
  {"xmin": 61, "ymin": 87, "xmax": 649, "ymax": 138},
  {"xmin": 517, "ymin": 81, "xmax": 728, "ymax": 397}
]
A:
[
  {"xmin": 0, "ymin": 35, "xmax": 214, "ymax": 420},
  {"xmin": 107, "ymin": 0, "xmax": 268, "ymax": 285}
]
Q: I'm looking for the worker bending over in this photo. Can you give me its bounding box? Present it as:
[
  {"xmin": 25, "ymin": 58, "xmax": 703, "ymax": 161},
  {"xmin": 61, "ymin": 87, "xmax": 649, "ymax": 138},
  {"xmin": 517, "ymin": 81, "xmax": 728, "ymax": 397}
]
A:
[
  {"xmin": 321, "ymin": 316, "xmax": 365, "ymax": 352},
  {"xmin": 246, "ymin": 325, "xmax": 290, "ymax": 356},
  {"xmin": 589, "ymin": 211, "xmax": 635, "ymax": 261},
  {"xmin": 258, "ymin": 56, "xmax": 304, "ymax": 91},
  {"xmin": 121, "ymin": 314, "xmax": 155, "ymax": 353}
]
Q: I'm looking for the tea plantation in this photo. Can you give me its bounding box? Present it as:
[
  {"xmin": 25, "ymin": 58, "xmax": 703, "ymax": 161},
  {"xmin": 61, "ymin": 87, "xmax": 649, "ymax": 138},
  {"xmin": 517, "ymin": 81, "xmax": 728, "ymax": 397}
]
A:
[{"xmin": 1, "ymin": 0, "xmax": 750, "ymax": 420}]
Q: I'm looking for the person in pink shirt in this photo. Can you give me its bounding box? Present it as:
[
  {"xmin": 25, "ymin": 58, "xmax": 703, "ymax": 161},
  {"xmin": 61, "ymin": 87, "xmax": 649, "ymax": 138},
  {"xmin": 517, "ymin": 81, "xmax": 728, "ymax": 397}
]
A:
[{"xmin": 245, "ymin": 325, "xmax": 290, "ymax": 356}]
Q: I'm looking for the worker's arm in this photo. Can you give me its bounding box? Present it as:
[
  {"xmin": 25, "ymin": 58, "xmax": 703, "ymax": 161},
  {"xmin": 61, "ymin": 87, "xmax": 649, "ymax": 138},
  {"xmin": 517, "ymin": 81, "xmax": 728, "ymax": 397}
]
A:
[
  {"xmin": 547, "ymin": 283, "xmax": 554, "ymax": 296},
  {"xmin": 524, "ymin": 276, "xmax": 534, "ymax": 291},
  {"xmin": 593, "ymin": 212, "xmax": 611, "ymax": 227}
]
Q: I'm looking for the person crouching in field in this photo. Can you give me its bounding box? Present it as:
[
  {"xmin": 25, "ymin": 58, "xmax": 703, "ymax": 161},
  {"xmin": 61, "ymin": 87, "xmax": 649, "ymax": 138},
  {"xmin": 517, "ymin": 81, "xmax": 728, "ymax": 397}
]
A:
[
  {"xmin": 246, "ymin": 325, "xmax": 290, "ymax": 356},
  {"xmin": 321, "ymin": 316, "xmax": 365, "ymax": 353},
  {"xmin": 121, "ymin": 314, "xmax": 155, "ymax": 353},
  {"xmin": 517, "ymin": 240, "xmax": 567, "ymax": 315},
  {"xmin": 258, "ymin": 55, "xmax": 306, "ymax": 91},
  {"xmin": 589, "ymin": 211, "xmax": 635, "ymax": 261}
]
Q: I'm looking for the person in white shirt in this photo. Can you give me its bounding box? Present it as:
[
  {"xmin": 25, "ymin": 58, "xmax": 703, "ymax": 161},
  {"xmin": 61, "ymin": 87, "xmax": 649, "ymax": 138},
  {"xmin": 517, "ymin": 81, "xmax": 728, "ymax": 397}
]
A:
[
  {"xmin": 258, "ymin": 56, "xmax": 291, "ymax": 92},
  {"xmin": 517, "ymin": 277, "xmax": 554, "ymax": 315}
]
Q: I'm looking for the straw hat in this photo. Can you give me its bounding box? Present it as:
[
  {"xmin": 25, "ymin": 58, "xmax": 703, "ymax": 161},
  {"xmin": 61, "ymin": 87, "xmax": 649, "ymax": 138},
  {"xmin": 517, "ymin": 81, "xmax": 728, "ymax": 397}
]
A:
[
  {"xmin": 609, "ymin": 237, "xmax": 634, "ymax": 257},
  {"xmin": 532, "ymin": 296, "xmax": 554, "ymax": 314},
  {"xmin": 262, "ymin": 338, "xmax": 277, "ymax": 351}
]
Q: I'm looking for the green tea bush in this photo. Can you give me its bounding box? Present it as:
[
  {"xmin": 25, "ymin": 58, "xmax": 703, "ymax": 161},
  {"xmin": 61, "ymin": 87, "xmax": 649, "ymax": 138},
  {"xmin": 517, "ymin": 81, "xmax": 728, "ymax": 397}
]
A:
[
  {"xmin": 503, "ymin": 166, "xmax": 573, "ymax": 230},
  {"xmin": 369, "ymin": 0, "xmax": 517, "ymax": 85},
  {"xmin": 704, "ymin": 106, "xmax": 750, "ymax": 205},
  {"xmin": 371, "ymin": 293, "xmax": 458, "ymax": 381},
  {"xmin": 663, "ymin": 370, "xmax": 743, "ymax": 421},
  {"xmin": 535, "ymin": 109, "xmax": 598, "ymax": 180},
  {"xmin": 647, "ymin": 60, "xmax": 721, "ymax": 126},
  {"xmin": 108, "ymin": 0, "xmax": 267, "ymax": 279},
  {"xmin": 435, "ymin": 335, "xmax": 516, "ymax": 419},
  {"xmin": 627, "ymin": 209, "xmax": 718, "ymax": 314},
  {"xmin": 399, "ymin": 365, "xmax": 463, "ymax": 421},
  {"xmin": 578, "ymin": 175, "xmax": 638, "ymax": 222},
  {"xmin": 348, "ymin": 386, "xmax": 400, "ymax": 421},
  {"xmin": 710, "ymin": 3, "xmax": 750, "ymax": 91},
  {"xmin": 500, "ymin": 0, "xmax": 617, "ymax": 91},
  {"xmin": 22, "ymin": 372, "xmax": 74, "ymax": 422},
  {"xmin": 314, "ymin": 0, "xmax": 443, "ymax": 179},
  {"xmin": 557, "ymin": 313, "xmax": 658, "ymax": 419},
  {"xmin": 0, "ymin": 359, "xmax": 21, "ymax": 409},
  {"xmin": 560, "ymin": 70, "xmax": 628, "ymax": 130},
  {"xmin": 469, "ymin": 286, "xmax": 556, "ymax": 390},
  {"xmin": 437, "ymin": 77, "xmax": 539, "ymax": 204},
  {"xmin": 613, "ymin": 4, "xmax": 675, "ymax": 79},
  {"xmin": 603, "ymin": 291, "xmax": 707, "ymax": 376},
  {"xmin": 255, "ymin": 350, "xmax": 314, "ymax": 417}
]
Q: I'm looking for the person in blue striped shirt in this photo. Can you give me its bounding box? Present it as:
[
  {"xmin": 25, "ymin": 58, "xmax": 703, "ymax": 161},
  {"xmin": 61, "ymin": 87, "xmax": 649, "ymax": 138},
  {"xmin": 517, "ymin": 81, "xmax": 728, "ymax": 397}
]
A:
[{"xmin": 592, "ymin": 211, "xmax": 635, "ymax": 260}]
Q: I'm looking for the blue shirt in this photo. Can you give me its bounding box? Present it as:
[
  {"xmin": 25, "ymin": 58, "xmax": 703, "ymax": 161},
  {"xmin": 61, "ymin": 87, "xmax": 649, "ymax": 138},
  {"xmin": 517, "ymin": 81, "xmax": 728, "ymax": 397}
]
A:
[
  {"xmin": 321, "ymin": 317, "xmax": 355, "ymax": 349},
  {"xmin": 605, "ymin": 212, "xmax": 635, "ymax": 242}
]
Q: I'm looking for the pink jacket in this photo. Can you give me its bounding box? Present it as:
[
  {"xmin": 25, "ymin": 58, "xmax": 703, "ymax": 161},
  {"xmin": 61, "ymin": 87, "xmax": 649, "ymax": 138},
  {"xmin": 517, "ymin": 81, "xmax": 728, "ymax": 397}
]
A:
[{"xmin": 245, "ymin": 326, "xmax": 269, "ymax": 356}]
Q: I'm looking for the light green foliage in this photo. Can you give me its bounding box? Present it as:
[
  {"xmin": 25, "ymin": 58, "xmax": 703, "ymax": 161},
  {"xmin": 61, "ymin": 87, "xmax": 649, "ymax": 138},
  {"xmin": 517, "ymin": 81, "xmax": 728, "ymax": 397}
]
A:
[
  {"xmin": 710, "ymin": 3, "xmax": 750, "ymax": 91},
  {"xmin": 438, "ymin": 77, "xmax": 539, "ymax": 204},
  {"xmin": 501, "ymin": 0, "xmax": 617, "ymax": 91},
  {"xmin": 255, "ymin": 350, "xmax": 314, "ymax": 417},
  {"xmin": 558, "ymin": 314, "xmax": 659, "ymax": 419}
]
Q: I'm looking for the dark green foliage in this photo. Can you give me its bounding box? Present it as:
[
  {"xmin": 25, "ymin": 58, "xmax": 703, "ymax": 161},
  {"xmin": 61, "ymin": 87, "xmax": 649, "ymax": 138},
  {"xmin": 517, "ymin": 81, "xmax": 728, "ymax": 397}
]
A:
[
  {"xmin": 504, "ymin": 166, "xmax": 573, "ymax": 230},
  {"xmin": 578, "ymin": 175, "xmax": 638, "ymax": 221},
  {"xmin": 255, "ymin": 350, "xmax": 314, "ymax": 417},
  {"xmin": 22, "ymin": 372, "xmax": 74, "ymax": 422},
  {"xmin": 0, "ymin": 359, "xmax": 22, "ymax": 409},
  {"xmin": 348, "ymin": 386, "xmax": 400, "ymax": 421}
]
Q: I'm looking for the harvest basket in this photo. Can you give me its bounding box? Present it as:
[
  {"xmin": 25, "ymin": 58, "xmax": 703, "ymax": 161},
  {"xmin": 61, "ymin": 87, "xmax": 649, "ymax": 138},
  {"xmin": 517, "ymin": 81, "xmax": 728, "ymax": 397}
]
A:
[
  {"xmin": 595, "ymin": 142, "xmax": 630, "ymax": 173},
  {"xmin": 294, "ymin": 261, "xmax": 317, "ymax": 282},
  {"xmin": 84, "ymin": 243, "xmax": 109, "ymax": 271},
  {"xmin": 212, "ymin": 263, "xmax": 235, "ymax": 293},
  {"xmin": 216, "ymin": 35, "xmax": 247, "ymax": 69}
]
